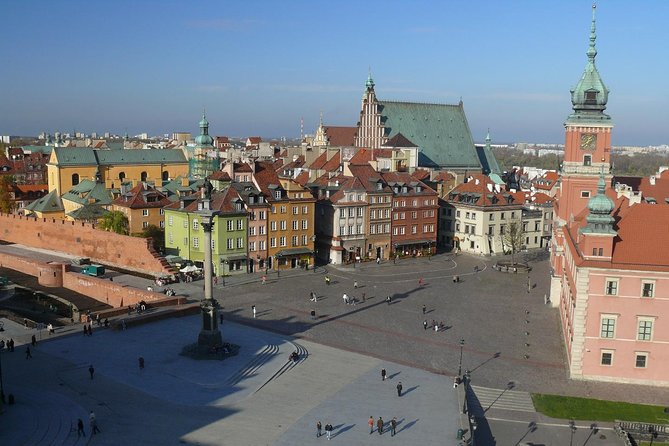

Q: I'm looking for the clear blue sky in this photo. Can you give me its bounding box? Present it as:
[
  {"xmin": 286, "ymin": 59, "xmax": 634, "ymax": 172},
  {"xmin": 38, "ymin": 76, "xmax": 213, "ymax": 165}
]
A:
[{"xmin": 2, "ymin": 0, "xmax": 668, "ymax": 146}]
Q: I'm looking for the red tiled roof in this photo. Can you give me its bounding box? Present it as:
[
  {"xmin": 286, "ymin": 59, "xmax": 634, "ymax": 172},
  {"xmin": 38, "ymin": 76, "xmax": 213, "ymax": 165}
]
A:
[
  {"xmin": 113, "ymin": 183, "xmax": 171, "ymax": 209},
  {"xmin": 348, "ymin": 148, "xmax": 373, "ymax": 165},
  {"xmin": 247, "ymin": 136, "xmax": 262, "ymax": 144},
  {"xmin": 638, "ymin": 169, "xmax": 669, "ymax": 203},
  {"xmin": 234, "ymin": 162, "xmax": 253, "ymax": 173},
  {"xmin": 324, "ymin": 126, "xmax": 357, "ymax": 146},
  {"xmin": 309, "ymin": 151, "xmax": 328, "ymax": 170},
  {"xmin": 434, "ymin": 172, "xmax": 455, "ymax": 182},
  {"xmin": 381, "ymin": 171, "xmax": 437, "ymax": 196},
  {"xmin": 448, "ymin": 174, "xmax": 518, "ymax": 207},
  {"xmin": 252, "ymin": 161, "xmax": 283, "ymax": 198},
  {"xmin": 321, "ymin": 152, "xmax": 341, "ymax": 173},
  {"xmin": 411, "ymin": 169, "xmax": 430, "ymax": 181},
  {"xmin": 208, "ymin": 171, "xmax": 231, "ymax": 181},
  {"xmin": 15, "ymin": 184, "xmax": 49, "ymax": 193},
  {"xmin": 294, "ymin": 170, "xmax": 310, "ymax": 187},
  {"xmin": 383, "ymin": 133, "xmax": 416, "ymax": 148}
]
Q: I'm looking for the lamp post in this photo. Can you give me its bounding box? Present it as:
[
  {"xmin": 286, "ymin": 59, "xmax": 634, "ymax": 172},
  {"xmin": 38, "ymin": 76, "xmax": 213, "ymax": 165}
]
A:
[
  {"xmin": 458, "ymin": 338, "xmax": 465, "ymax": 377},
  {"xmin": 462, "ymin": 369, "xmax": 470, "ymax": 414},
  {"xmin": 275, "ymin": 255, "xmax": 280, "ymax": 277},
  {"xmin": 470, "ymin": 416, "xmax": 478, "ymax": 445},
  {"xmin": 569, "ymin": 420, "xmax": 576, "ymax": 446},
  {"xmin": 311, "ymin": 235, "xmax": 317, "ymax": 272}
]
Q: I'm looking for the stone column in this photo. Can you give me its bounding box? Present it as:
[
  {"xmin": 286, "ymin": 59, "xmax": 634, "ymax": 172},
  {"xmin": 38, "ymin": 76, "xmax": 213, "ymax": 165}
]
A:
[{"xmin": 197, "ymin": 211, "xmax": 222, "ymax": 349}]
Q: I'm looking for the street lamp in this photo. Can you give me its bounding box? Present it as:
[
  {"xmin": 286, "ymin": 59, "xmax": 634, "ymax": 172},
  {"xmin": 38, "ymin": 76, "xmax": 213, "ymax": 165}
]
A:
[
  {"xmin": 458, "ymin": 338, "xmax": 465, "ymax": 377},
  {"xmin": 462, "ymin": 369, "xmax": 470, "ymax": 414},
  {"xmin": 470, "ymin": 416, "xmax": 478, "ymax": 445},
  {"xmin": 569, "ymin": 420, "xmax": 576, "ymax": 446}
]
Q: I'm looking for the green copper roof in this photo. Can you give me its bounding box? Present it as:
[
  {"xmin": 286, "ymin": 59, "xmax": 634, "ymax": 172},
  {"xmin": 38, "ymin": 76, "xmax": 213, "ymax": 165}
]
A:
[
  {"xmin": 195, "ymin": 112, "xmax": 214, "ymax": 147},
  {"xmin": 61, "ymin": 179, "xmax": 114, "ymax": 206},
  {"xmin": 51, "ymin": 147, "xmax": 186, "ymax": 166},
  {"xmin": 477, "ymin": 132, "xmax": 502, "ymax": 175},
  {"xmin": 25, "ymin": 189, "xmax": 63, "ymax": 213},
  {"xmin": 366, "ymin": 73, "xmax": 375, "ymax": 89},
  {"xmin": 378, "ymin": 101, "xmax": 481, "ymax": 169},
  {"xmin": 66, "ymin": 203, "xmax": 109, "ymax": 221},
  {"xmin": 567, "ymin": 4, "xmax": 611, "ymax": 126},
  {"xmin": 582, "ymin": 172, "xmax": 616, "ymax": 234}
]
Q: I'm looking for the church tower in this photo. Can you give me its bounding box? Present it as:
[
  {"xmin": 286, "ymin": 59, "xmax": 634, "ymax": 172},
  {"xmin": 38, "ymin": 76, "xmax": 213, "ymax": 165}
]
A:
[
  {"xmin": 556, "ymin": 4, "xmax": 613, "ymax": 225},
  {"xmin": 191, "ymin": 112, "xmax": 218, "ymax": 180},
  {"xmin": 354, "ymin": 73, "xmax": 387, "ymax": 149}
]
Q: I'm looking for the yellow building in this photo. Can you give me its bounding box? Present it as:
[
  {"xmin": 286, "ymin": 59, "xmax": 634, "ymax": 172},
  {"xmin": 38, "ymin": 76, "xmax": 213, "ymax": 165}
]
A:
[
  {"xmin": 254, "ymin": 161, "xmax": 315, "ymax": 269},
  {"xmin": 112, "ymin": 183, "xmax": 172, "ymax": 235},
  {"xmin": 47, "ymin": 147, "xmax": 189, "ymax": 195}
]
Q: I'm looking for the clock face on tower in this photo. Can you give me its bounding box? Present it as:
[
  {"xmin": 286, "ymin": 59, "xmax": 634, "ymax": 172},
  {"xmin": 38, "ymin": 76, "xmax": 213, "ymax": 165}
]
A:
[{"xmin": 580, "ymin": 133, "xmax": 597, "ymax": 150}]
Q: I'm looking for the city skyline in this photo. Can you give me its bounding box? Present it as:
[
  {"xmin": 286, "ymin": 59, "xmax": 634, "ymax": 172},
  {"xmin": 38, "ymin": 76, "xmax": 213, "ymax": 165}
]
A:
[{"xmin": 2, "ymin": 0, "xmax": 669, "ymax": 146}]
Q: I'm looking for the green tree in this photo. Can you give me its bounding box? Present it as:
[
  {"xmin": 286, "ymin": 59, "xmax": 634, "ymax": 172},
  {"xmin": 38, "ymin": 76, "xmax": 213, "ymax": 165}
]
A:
[
  {"xmin": 501, "ymin": 221, "xmax": 524, "ymax": 265},
  {"xmin": 0, "ymin": 175, "xmax": 16, "ymax": 214},
  {"xmin": 141, "ymin": 224, "xmax": 165, "ymax": 252},
  {"xmin": 98, "ymin": 210, "xmax": 129, "ymax": 235}
]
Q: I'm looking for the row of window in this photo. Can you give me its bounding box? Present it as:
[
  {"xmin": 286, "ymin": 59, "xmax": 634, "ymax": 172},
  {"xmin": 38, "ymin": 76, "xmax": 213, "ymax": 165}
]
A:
[
  {"xmin": 600, "ymin": 316, "xmax": 654, "ymax": 341},
  {"xmin": 339, "ymin": 207, "xmax": 365, "ymax": 218},
  {"xmin": 393, "ymin": 210, "xmax": 436, "ymax": 220},
  {"xmin": 265, "ymin": 235, "xmax": 309, "ymax": 248},
  {"xmin": 272, "ymin": 205, "xmax": 310, "ymax": 214},
  {"xmin": 605, "ymin": 279, "xmax": 655, "ymax": 298},
  {"xmin": 269, "ymin": 220, "xmax": 309, "ymax": 231},
  {"xmin": 601, "ymin": 351, "xmax": 649, "ymax": 368},
  {"xmin": 369, "ymin": 223, "xmax": 391, "ymax": 235},
  {"xmin": 394, "ymin": 199, "xmax": 436, "ymax": 207},
  {"xmin": 141, "ymin": 209, "xmax": 165, "ymax": 217},
  {"xmin": 392, "ymin": 224, "xmax": 435, "ymax": 235},
  {"xmin": 370, "ymin": 209, "xmax": 392, "ymax": 219},
  {"xmin": 370, "ymin": 196, "xmax": 391, "ymax": 204},
  {"xmin": 339, "ymin": 225, "xmax": 364, "ymax": 236}
]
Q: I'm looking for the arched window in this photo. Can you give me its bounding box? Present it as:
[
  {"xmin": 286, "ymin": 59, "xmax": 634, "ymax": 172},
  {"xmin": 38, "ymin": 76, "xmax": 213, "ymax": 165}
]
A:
[
  {"xmin": 72, "ymin": 173, "xmax": 80, "ymax": 185},
  {"xmin": 162, "ymin": 171, "xmax": 169, "ymax": 181},
  {"xmin": 119, "ymin": 172, "xmax": 126, "ymax": 181},
  {"xmin": 140, "ymin": 171, "xmax": 147, "ymax": 182}
]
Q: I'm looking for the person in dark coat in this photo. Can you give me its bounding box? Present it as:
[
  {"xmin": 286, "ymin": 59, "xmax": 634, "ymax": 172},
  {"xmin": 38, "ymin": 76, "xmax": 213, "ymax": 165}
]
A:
[
  {"xmin": 77, "ymin": 418, "xmax": 86, "ymax": 437},
  {"xmin": 377, "ymin": 417, "xmax": 384, "ymax": 435},
  {"xmin": 396, "ymin": 381, "xmax": 403, "ymax": 396},
  {"xmin": 381, "ymin": 368, "xmax": 387, "ymax": 381}
]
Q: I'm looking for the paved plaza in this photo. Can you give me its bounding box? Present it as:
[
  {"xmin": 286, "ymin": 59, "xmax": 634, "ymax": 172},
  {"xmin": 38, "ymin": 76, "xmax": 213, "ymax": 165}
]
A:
[{"xmin": 1, "ymin": 244, "xmax": 667, "ymax": 445}]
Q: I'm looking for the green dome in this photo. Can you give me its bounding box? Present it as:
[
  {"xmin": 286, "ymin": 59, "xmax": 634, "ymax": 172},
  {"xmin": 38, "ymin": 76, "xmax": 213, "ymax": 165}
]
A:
[
  {"xmin": 195, "ymin": 112, "xmax": 214, "ymax": 147},
  {"xmin": 588, "ymin": 174, "xmax": 614, "ymax": 214},
  {"xmin": 199, "ymin": 115, "xmax": 209, "ymax": 128}
]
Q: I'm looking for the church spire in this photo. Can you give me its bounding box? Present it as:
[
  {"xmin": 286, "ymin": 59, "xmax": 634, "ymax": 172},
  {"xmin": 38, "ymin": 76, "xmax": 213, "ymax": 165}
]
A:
[
  {"xmin": 587, "ymin": 3, "xmax": 597, "ymax": 63},
  {"xmin": 365, "ymin": 69, "xmax": 375, "ymax": 90},
  {"xmin": 582, "ymin": 169, "xmax": 615, "ymax": 234}
]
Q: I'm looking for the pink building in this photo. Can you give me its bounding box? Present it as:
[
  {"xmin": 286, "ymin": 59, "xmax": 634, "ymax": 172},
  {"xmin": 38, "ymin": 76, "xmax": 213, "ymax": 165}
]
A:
[{"xmin": 551, "ymin": 5, "xmax": 669, "ymax": 386}]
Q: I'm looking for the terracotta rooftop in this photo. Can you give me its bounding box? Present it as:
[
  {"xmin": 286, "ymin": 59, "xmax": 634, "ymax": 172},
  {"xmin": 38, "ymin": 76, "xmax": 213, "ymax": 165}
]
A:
[
  {"xmin": 113, "ymin": 183, "xmax": 172, "ymax": 209},
  {"xmin": 208, "ymin": 171, "xmax": 231, "ymax": 181},
  {"xmin": 324, "ymin": 126, "xmax": 357, "ymax": 146},
  {"xmin": 321, "ymin": 152, "xmax": 341, "ymax": 173},
  {"xmin": 638, "ymin": 169, "xmax": 669, "ymax": 204}
]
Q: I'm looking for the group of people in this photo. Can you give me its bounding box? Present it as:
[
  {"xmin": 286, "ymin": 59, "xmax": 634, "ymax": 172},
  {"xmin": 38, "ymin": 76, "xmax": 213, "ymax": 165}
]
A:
[
  {"xmin": 315, "ymin": 421, "xmax": 334, "ymax": 440},
  {"xmin": 0, "ymin": 338, "xmax": 15, "ymax": 351},
  {"xmin": 367, "ymin": 416, "xmax": 398, "ymax": 436},
  {"xmin": 422, "ymin": 319, "xmax": 446, "ymax": 332}
]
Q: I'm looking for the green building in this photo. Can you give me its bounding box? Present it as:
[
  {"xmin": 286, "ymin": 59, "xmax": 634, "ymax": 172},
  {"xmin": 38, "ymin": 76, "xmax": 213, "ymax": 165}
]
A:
[{"xmin": 164, "ymin": 187, "xmax": 248, "ymax": 276}]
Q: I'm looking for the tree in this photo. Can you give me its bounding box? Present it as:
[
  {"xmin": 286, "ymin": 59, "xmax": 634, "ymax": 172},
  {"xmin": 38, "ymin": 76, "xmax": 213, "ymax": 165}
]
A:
[
  {"xmin": 141, "ymin": 224, "xmax": 165, "ymax": 253},
  {"xmin": 501, "ymin": 221, "xmax": 524, "ymax": 265},
  {"xmin": 0, "ymin": 175, "xmax": 16, "ymax": 214},
  {"xmin": 98, "ymin": 210, "xmax": 129, "ymax": 235}
]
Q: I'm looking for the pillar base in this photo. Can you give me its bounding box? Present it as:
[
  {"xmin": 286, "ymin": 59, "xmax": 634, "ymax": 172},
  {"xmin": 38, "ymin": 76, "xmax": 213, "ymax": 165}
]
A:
[{"xmin": 197, "ymin": 299, "xmax": 222, "ymax": 349}]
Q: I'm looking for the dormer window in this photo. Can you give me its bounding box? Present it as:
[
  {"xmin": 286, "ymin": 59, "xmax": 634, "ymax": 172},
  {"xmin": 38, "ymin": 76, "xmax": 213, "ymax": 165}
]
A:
[
  {"xmin": 274, "ymin": 190, "xmax": 281, "ymax": 199},
  {"xmin": 402, "ymin": 186, "xmax": 407, "ymax": 193},
  {"xmin": 585, "ymin": 90, "xmax": 597, "ymax": 104},
  {"xmin": 376, "ymin": 182, "xmax": 383, "ymax": 190},
  {"xmin": 235, "ymin": 202, "xmax": 243, "ymax": 211},
  {"xmin": 416, "ymin": 186, "xmax": 422, "ymax": 193}
]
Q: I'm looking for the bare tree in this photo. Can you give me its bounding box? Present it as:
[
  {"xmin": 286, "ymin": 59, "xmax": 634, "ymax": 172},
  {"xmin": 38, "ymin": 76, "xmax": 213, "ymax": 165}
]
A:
[{"xmin": 501, "ymin": 221, "xmax": 524, "ymax": 265}]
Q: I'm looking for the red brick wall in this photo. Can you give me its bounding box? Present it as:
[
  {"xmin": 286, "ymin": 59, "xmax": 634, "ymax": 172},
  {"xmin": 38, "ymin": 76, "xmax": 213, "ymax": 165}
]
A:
[
  {"xmin": 0, "ymin": 213, "xmax": 166, "ymax": 275},
  {"xmin": 0, "ymin": 251, "xmax": 41, "ymax": 276}
]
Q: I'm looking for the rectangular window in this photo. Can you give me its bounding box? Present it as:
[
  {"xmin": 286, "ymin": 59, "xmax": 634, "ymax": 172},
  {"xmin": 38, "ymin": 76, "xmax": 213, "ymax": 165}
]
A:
[
  {"xmin": 292, "ymin": 220, "xmax": 298, "ymax": 230},
  {"xmin": 642, "ymin": 281, "xmax": 654, "ymax": 298},
  {"xmin": 237, "ymin": 237, "xmax": 243, "ymax": 249},
  {"xmin": 340, "ymin": 208, "xmax": 345, "ymax": 218},
  {"xmin": 383, "ymin": 223, "xmax": 389, "ymax": 233},
  {"xmin": 259, "ymin": 211, "xmax": 266, "ymax": 220},
  {"xmin": 349, "ymin": 225, "xmax": 354, "ymax": 235},
  {"xmin": 249, "ymin": 241, "xmax": 256, "ymax": 251},
  {"xmin": 259, "ymin": 240, "xmax": 265, "ymax": 250},
  {"xmin": 159, "ymin": 221, "xmax": 165, "ymax": 228},
  {"xmin": 142, "ymin": 209, "xmax": 149, "ymax": 217},
  {"xmin": 302, "ymin": 219, "xmax": 308, "ymax": 230},
  {"xmin": 292, "ymin": 206, "xmax": 298, "ymax": 215},
  {"xmin": 193, "ymin": 237, "xmax": 199, "ymax": 248},
  {"xmin": 275, "ymin": 191, "xmax": 281, "ymax": 199},
  {"xmin": 227, "ymin": 238, "xmax": 233, "ymax": 250},
  {"xmin": 280, "ymin": 206, "xmax": 286, "ymax": 214},
  {"xmin": 160, "ymin": 209, "xmax": 165, "ymax": 215},
  {"xmin": 227, "ymin": 220, "xmax": 233, "ymax": 231},
  {"xmin": 339, "ymin": 226, "xmax": 345, "ymax": 236},
  {"xmin": 357, "ymin": 224, "xmax": 362, "ymax": 234},
  {"xmin": 183, "ymin": 219, "xmax": 188, "ymax": 228},
  {"xmin": 412, "ymin": 211, "xmax": 417, "ymax": 219},
  {"xmin": 500, "ymin": 213, "xmax": 505, "ymax": 220},
  {"xmin": 301, "ymin": 235, "xmax": 307, "ymax": 245},
  {"xmin": 249, "ymin": 226, "xmax": 256, "ymax": 236},
  {"xmin": 142, "ymin": 221, "xmax": 149, "ymax": 228},
  {"xmin": 292, "ymin": 236, "xmax": 298, "ymax": 246},
  {"xmin": 638, "ymin": 320, "xmax": 653, "ymax": 341},
  {"xmin": 183, "ymin": 236, "xmax": 188, "ymax": 245},
  {"xmin": 193, "ymin": 220, "xmax": 199, "ymax": 230},
  {"xmin": 357, "ymin": 207, "xmax": 363, "ymax": 217},
  {"xmin": 601, "ymin": 351, "xmax": 613, "ymax": 366},
  {"xmin": 606, "ymin": 279, "xmax": 618, "ymax": 296},
  {"xmin": 456, "ymin": 210, "xmax": 460, "ymax": 218},
  {"xmin": 270, "ymin": 221, "xmax": 277, "ymax": 231},
  {"xmin": 489, "ymin": 214, "xmax": 494, "ymax": 221},
  {"xmin": 581, "ymin": 191, "xmax": 591, "ymax": 198},
  {"xmin": 348, "ymin": 208, "xmax": 354, "ymax": 217},
  {"xmin": 600, "ymin": 317, "xmax": 616, "ymax": 338},
  {"xmin": 370, "ymin": 224, "xmax": 376, "ymax": 234},
  {"xmin": 280, "ymin": 236, "xmax": 286, "ymax": 247},
  {"xmin": 400, "ymin": 226, "xmax": 405, "ymax": 235},
  {"xmin": 393, "ymin": 227, "xmax": 398, "ymax": 236},
  {"xmin": 237, "ymin": 219, "xmax": 243, "ymax": 230},
  {"xmin": 270, "ymin": 237, "xmax": 276, "ymax": 248},
  {"xmin": 259, "ymin": 225, "xmax": 266, "ymax": 235},
  {"xmin": 302, "ymin": 205, "xmax": 308, "ymax": 214},
  {"xmin": 168, "ymin": 215, "xmax": 173, "ymax": 226},
  {"xmin": 400, "ymin": 212, "xmax": 405, "ymax": 220},
  {"xmin": 635, "ymin": 353, "xmax": 648, "ymax": 368},
  {"xmin": 488, "ymin": 226, "xmax": 494, "ymax": 236}
]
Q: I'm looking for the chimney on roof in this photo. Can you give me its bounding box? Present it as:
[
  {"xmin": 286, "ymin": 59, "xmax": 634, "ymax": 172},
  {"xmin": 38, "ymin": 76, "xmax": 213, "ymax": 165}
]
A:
[
  {"xmin": 650, "ymin": 176, "xmax": 656, "ymax": 186},
  {"xmin": 486, "ymin": 183, "xmax": 493, "ymax": 193},
  {"xmin": 475, "ymin": 178, "xmax": 479, "ymax": 185}
]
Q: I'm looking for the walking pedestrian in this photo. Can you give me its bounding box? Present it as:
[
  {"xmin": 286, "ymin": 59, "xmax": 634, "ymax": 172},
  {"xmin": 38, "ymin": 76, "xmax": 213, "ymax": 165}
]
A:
[
  {"xmin": 434, "ymin": 323, "xmax": 439, "ymax": 332},
  {"xmin": 368, "ymin": 416, "xmax": 374, "ymax": 434},
  {"xmin": 376, "ymin": 257, "xmax": 380, "ymax": 265},
  {"xmin": 386, "ymin": 295, "xmax": 392, "ymax": 305},
  {"xmin": 423, "ymin": 319, "xmax": 428, "ymax": 330},
  {"xmin": 325, "ymin": 275, "xmax": 331, "ymax": 286},
  {"xmin": 77, "ymin": 418, "xmax": 86, "ymax": 437},
  {"xmin": 89, "ymin": 411, "xmax": 101, "ymax": 434},
  {"xmin": 422, "ymin": 304, "xmax": 426, "ymax": 314},
  {"xmin": 396, "ymin": 381, "xmax": 403, "ymax": 397},
  {"xmin": 88, "ymin": 324, "xmax": 93, "ymax": 336},
  {"xmin": 252, "ymin": 305, "xmax": 257, "ymax": 318},
  {"xmin": 361, "ymin": 292, "xmax": 366, "ymax": 302},
  {"xmin": 261, "ymin": 275, "xmax": 267, "ymax": 285},
  {"xmin": 31, "ymin": 334, "xmax": 36, "ymax": 347},
  {"xmin": 391, "ymin": 417, "xmax": 397, "ymax": 436},
  {"xmin": 25, "ymin": 346, "xmax": 32, "ymax": 359},
  {"xmin": 325, "ymin": 423, "xmax": 333, "ymax": 440},
  {"xmin": 354, "ymin": 280, "xmax": 358, "ymax": 289},
  {"xmin": 418, "ymin": 277, "xmax": 424, "ymax": 287},
  {"xmin": 9, "ymin": 338, "xmax": 14, "ymax": 352},
  {"xmin": 343, "ymin": 293, "xmax": 349, "ymax": 305},
  {"xmin": 431, "ymin": 319, "xmax": 436, "ymax": 329},
  {"xmin": 88, "ymin": 365, "xmax": 95, "ymax": 379},
  {"xmin": 139, "ymin": 356, "xmax": 145, "ymax": 370},
  {"xmin": 48, "ymin": 323, "xmax": 54, "ymax": 335},
  {"xmin": 83, "ymin": 325, "xmax": 88, "ymax": 336},
  {"xmin": 310, "ymin": 291, "xmax": 317, "ymax": 302},
  {"xmin": 377, "ymin": 417, "xmax": 384, "ymax": 435},
  {"xmin": 121, "ymin": 319, "xmax": 126, "ymax": 330},
  {"xmin": 316, "ymin": 420, "xmax": 322, "ymax": 437},
  {"xmin": 381, "ymin": 368, "xmax": 387, "ymax": 381}
]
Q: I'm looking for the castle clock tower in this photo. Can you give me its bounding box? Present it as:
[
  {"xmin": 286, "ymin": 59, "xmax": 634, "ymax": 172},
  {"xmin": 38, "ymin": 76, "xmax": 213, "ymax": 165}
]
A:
[{"xmin": 556, "ymin": 4, "xmax": 613, "ymax": 225}]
